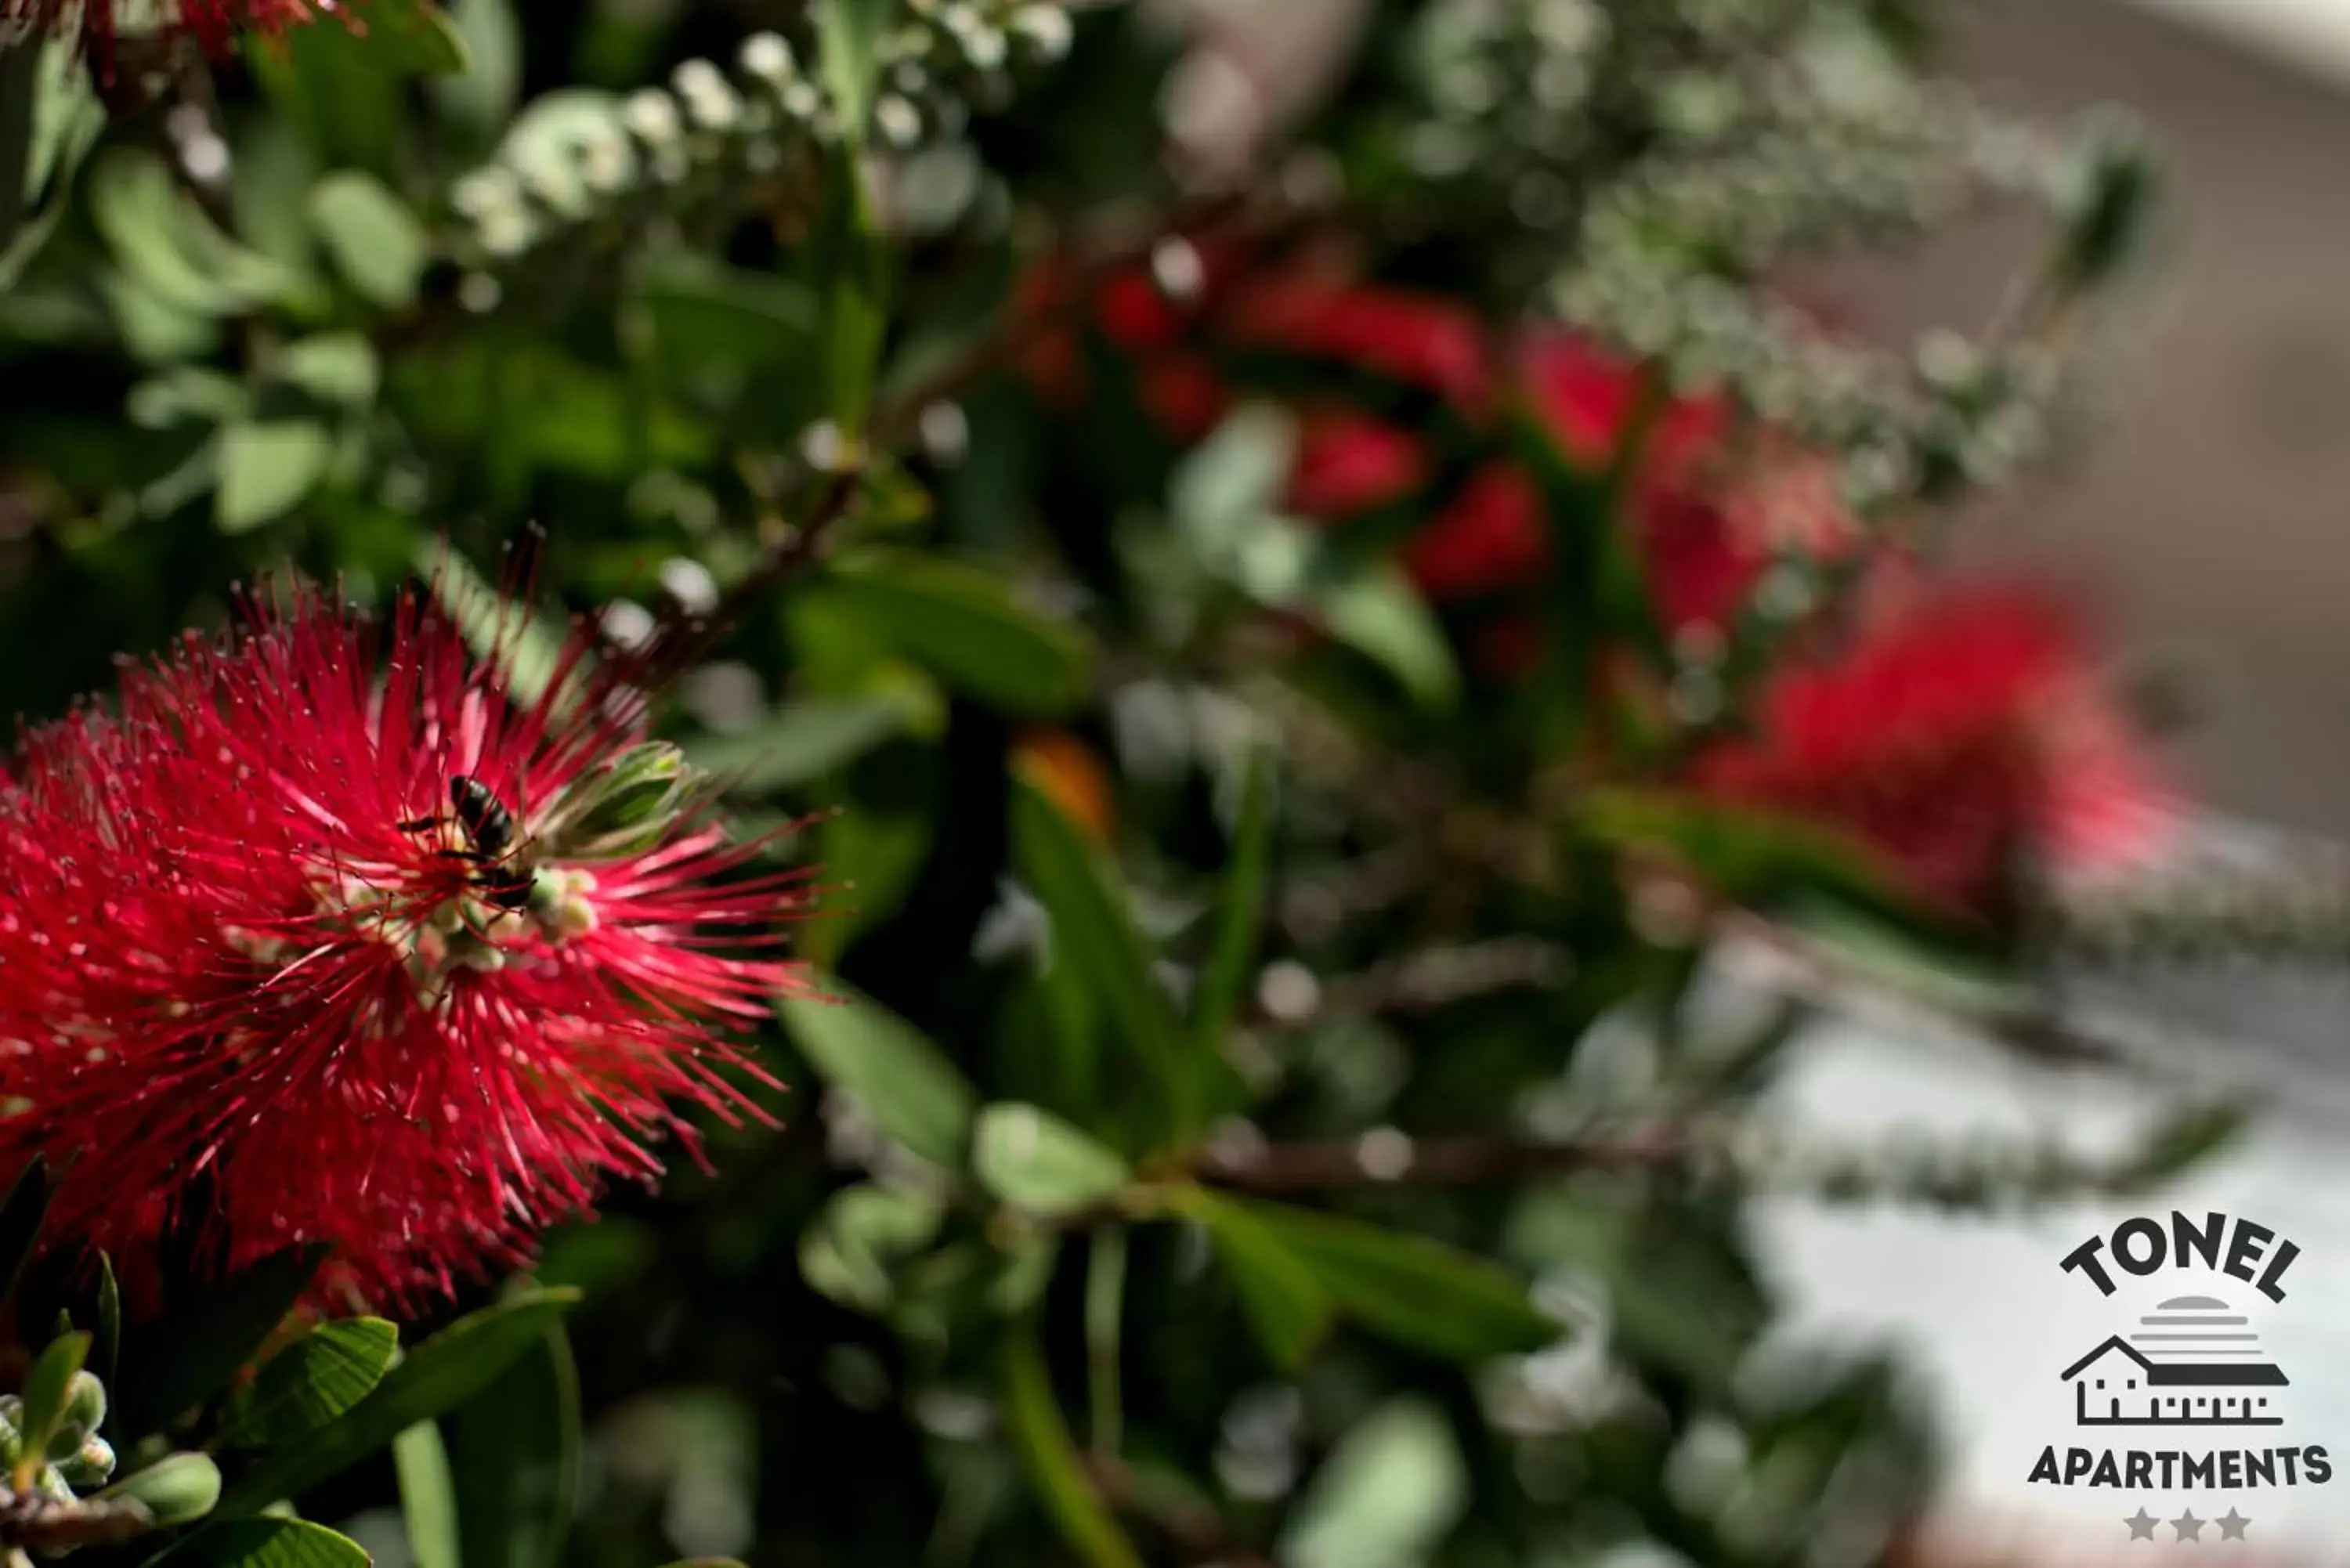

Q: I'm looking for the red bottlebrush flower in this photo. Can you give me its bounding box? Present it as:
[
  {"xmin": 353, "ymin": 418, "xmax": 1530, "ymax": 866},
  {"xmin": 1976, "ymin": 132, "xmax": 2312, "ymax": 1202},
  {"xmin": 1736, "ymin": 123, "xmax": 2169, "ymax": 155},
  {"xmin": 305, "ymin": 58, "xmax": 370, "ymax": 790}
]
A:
[
  {"xmin": 1520, "ymin": 332, "xmax": 1853, "ymax": 635},
  {"xmin": 0, "ymin": 584, "xmax": 808, "ymax": 1308},
  {"xmin": 1136, "ymin": 352, "xmax": 1231, "ymax": 443},
  {"xmin": 1287, "ymin": 409, "xmax": 1426, "ymax": 518},
  {"xmin": 1686, "ymin": 584, "xmax": 2171, "ymax": 907},
  {"xmin": 9, "ymin": 0, "xmax": 334, "ymax": 55},
  {"xmin": 1401, "ymin": 464, "xmax": 1549, "ymax": 600},
  {"xmin": 1223, "ymin": 278, "xmax": 1492, "ymax": 410}
]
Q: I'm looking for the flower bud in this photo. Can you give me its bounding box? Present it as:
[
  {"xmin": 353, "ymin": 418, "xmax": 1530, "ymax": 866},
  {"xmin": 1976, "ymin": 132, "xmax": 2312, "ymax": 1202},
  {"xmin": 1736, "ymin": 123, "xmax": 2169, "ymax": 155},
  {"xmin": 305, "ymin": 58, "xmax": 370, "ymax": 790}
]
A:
[
  {"xmin": 103, "ymin": 1452, "xmax": 222, "ymax": 1526},
  {"xmin": 45, "ymin": 1371, "xmax": 107, "ymax": 1458},
  {"xmin": 55, "ymin": 1433, "xmax": 117, "ymax": 1488},
  {"xmin": 544, "ymin": 741, "xmax": 698, "ymax": 858}
]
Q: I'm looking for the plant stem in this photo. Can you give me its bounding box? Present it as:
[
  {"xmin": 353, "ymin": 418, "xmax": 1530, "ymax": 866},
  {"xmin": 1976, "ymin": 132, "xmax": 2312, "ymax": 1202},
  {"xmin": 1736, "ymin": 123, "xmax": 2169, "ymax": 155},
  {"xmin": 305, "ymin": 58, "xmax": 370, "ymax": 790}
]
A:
[
  {"xmin": 1083, "ymin": 1228, "xmax": 1126, "ymax": 1458},
  {"xmin": 1197, "ymin": 1125, "xmax": 1690, "ymax": 1192}
]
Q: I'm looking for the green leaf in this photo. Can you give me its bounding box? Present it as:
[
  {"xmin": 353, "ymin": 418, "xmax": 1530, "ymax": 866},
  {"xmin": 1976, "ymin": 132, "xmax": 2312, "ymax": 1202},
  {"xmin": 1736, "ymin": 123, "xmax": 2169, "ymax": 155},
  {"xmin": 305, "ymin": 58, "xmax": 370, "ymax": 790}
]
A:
[
  {"xmin": 1314, "ymin": 565, "xmax": 1459, "ymax": 711},
  {"xmin": 799, "ymin": 1184, "xmax": 947, "ymax": 1313},
  {"xmin": 1002, "ymin": 1323, "xmax": 1144, "ymax": 1568},
  {"xmin": 2053, "ymin": 121, "xmax": 2159, "ymax": 296},
  {"xmin": 814, "ymin": 143, "xmax": 891, "ymax": 426},
  {"xmin": 116, "ymin": 1245, "xmax": 325, "ymax": 1440},
  {"xmin": 818, "ymin": 552, "xmax": 1093, "ymax": 716},
  {"xmin": 633, "ymin": 254, "xmax": 819, "ymax": 425},
  {"xmin": 974, "ymin": 1104, "xmax": 1132, "ymax": 1216},
  {"xmin": 89, "ymin": 150, "xmax": 300, "ymax": 316},
  {"xmin": 1172, "ymin": 409, "xmax": 1455, "ymax": 708},
  {"xmin": 395, "ymin": 1420, "xmax": 461, "ymax": 1568},
  {"xmin": 276, "ymin": 333, "xmax": 380, "ymax": 406},
  {"xmin": 443, "ymin": 1321, "xmax": 580, "ymax": 1568},
  {"xmin": 308, "ymin": 172, "xmax": 428, "ymax": 309},
  {"xmin": 432, "ymin": 0, "xmax": 524, "ymax": 150},
  {"xmin": 338, "ymin": 0, "xmax": 470, "ymax": 74},
  {"xmin": 1192, "ymin": 748, "xmax": 1274, "ymax": 1056},
  {"xmin": 1168, "ymin": 1188, "xmax": 1332, "ymax": 1372},
  {"xmin": 418, "ymin": 541, "xmax": 583, "ymax": 717},
  {"xmin": 683, "ymin": 696, "xmax": 913, "ymax": 797},
  {"xmin": 1278, "ymin": 1399, "xmax": 1467, "ymax": 1568},
  {"xmin": 94, "ymin": 1252, "xmax": 121, "ymax": 1418},
  {"xmin": 216, "ymin": 421, "xmax": 334, "ymax": 533},
  {"xmin": 0, "ymin": 1156, "xmax": 51, "ymax": 1314},
  {"xmin": 229, "ymin": 1319, "xmax": 400, "ymax": 1448},
  {"xmin": 24, "ymin": 37, "xmax": 102, "ymax": 209},
  {"xmin": 0, "ymin": 38, "xmax": 103, "ymax": 290},
  {"xmin": 816, "ymin": 0, "xmax": 899, "ymax": 147},
  {"xmin": 776, "ymin": 981, "xmax": 978, "ymax": 1169},
  {"xmin": 248, "ymin": 0, "xmax": 465, "ymax": 173},
  {"xmin": 1580, "ymin": 789, "xmax": 1955, "ymax": 936},
  {"xmin": 1010, "ymin": 776, "xmax": 1193, "ymax": 1142},
  {"xmin": 0, "ymin": 34, "xmax": 45, "ymax": 255},
  {"xmin": 17, "ymin": 1331, "xmax": 89, "ymax": 1464},
  {"xmin": 216, "ymin": 1288, "xmax": 580, "ymax": 1516},
  {"xmin": 179, "ymin": 1518, "xmax": 369, "ymax": 1568},
  {"xmin": 102, "ymin": 1451, "xmax": 222, "ymax": 1526},
  {"xmin": 1171, "ymin": 406, "xmax": 1294, "ymax": 549},
  {"xmin": 1238, "ymin": 1201, "xmax": 1557, "ymax": 1362}
]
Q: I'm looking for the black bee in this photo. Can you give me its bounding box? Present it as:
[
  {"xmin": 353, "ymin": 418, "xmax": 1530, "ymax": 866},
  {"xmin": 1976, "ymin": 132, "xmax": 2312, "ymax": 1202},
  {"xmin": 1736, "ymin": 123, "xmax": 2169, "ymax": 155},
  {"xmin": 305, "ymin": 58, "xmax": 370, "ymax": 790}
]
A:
[{"xmin": 401, "ymin": 775, "xmax": 537, "ymax": 912}]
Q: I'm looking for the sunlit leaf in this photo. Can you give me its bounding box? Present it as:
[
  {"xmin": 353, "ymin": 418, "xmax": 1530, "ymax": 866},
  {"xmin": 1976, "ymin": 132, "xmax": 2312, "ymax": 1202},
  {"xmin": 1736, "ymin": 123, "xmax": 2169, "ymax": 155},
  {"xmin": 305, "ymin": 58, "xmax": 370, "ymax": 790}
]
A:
[
  {"xmin": 974, "ymin": 1104, "xmax": 1131, "ymax": 1216},
  {"xmin": 776, "ymin": 981, "xmax": 978, "ymax": 1168}
]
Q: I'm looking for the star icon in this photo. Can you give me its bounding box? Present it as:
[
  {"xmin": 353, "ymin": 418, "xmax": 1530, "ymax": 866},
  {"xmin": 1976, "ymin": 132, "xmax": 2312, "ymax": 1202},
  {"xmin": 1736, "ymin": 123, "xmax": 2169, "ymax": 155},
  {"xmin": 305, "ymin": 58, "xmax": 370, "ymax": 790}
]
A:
[
  {"xmin": 2172, "ymin": 1509, "xmax": 2206, "ymax": 1543},
  {"xmin": 2124, "ymin": 1508, "xmax": 2159, "ymax": 1541},
  {"xmin": 2218, "ymin": 1508, "xmax": 2251, "ymax": 1542}
]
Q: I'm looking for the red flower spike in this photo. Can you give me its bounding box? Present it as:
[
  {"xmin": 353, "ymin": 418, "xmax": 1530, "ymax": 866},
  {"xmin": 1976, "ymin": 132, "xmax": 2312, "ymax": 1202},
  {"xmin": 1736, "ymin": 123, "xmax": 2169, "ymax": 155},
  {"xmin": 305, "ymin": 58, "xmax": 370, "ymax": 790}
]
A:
[
  {"xmin": 1287, "ymin": 409, "xmax": 1427, "ymax": 518},
  {"xmin": 6, "ymin": 0, "xmax": 342, "ymax": 57},
  {"xmin": 0, "ymin": 584, "xmax": 812, "ymax": 1310},
  {"xmin": 1687, "ymin": 585, "xmax": 2175, "ymax": 907}
]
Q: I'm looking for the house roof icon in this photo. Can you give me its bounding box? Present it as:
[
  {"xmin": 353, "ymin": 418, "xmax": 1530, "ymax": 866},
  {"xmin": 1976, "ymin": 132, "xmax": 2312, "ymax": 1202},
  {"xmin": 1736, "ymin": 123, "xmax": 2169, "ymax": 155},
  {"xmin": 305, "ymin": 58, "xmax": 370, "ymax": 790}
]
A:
[{"xmin": 2061, "ymin": 1335, "xmax": 2288, "ymax": 1388}]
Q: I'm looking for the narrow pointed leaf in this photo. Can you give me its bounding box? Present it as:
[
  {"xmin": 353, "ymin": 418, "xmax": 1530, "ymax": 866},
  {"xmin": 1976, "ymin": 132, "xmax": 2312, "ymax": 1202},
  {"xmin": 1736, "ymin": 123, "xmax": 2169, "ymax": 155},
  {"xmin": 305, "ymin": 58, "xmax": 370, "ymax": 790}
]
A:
[
  {"xmin": 228, "ymin": 1319, "xmax": 400, "ymax": 1448},
  {"xmin": 117, "ymin": 1245, "xmax": 327, "ymax": 1440},
  {"xmin": 180, "ymin": 1517, "xmax": 367, "ymax": 1568},
  {"xmin": 1170, "ymin": 1188, "xmax": 1332, "ymax": 1372},
  {"xmin": 1003, "ymin": 1323, "xmax": 1143, "ymax": 1568},
  {"xmin": 216, "ymin": 1288, "xmax": 580, "ymax": 1516},
  {"xmin": 444, "ymin": 1321, "xmax": 582, "ymax": 1568},
  {"xmin": 777, "ymin": 981, "xmax": 977, "ymax": 1168},
  {"xmin": 1011, "ymin": 775, "xmax": 1192, "ymax": 1142},
  {"xmin": 1192, "ymin": 749, "xmax": 1275, "ymax": 1056},
  {"xmin": 394, "ymin": 1420, "xmax": 461, "ymax": 1568},
  {"xmin": 1237, "ymin": 1200, "xmax": 1559, "ymax": 1362}
]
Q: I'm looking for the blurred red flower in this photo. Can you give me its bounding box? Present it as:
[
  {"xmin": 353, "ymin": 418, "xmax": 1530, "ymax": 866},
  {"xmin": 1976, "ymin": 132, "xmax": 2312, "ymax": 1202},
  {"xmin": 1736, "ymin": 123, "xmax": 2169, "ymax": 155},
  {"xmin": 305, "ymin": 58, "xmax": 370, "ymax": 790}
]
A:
[
  {"xmin": 1036, "ymin": 254, "xmax": 2169, "ymax": 905},
  {"xmin": 1220, "ymin": 275, "xmax": 1494, "ymax": 410},
  {"xmin": 0, "ymin": 586, "xmax": 808, "ymax": 1308},
  {"xmin": 7, "ymin": 0, "xmax": 333, "ymax": 54},
  {"xmin": 1687, "ymin": 583, "xmax": 2172, "ymax": 906}
]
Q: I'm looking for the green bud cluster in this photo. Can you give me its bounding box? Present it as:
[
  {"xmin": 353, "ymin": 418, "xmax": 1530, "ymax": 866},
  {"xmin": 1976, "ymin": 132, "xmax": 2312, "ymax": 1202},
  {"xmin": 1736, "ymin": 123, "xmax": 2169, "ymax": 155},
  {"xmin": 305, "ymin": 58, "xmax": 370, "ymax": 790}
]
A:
[
  {"xmin": 0, "ymin": 1355, "xmax": 222, "ymax": 1557},
  {"xmin": 2052, "ymin": 862, "xmax": 2350, "ymax": 968},
  {"xmin": 0, "ymin": 1372, "xmax": 110, "ymax": 1501},
  {"xmin": 534, "ymin": 741, "xmax": 702, "ymax": 862},
  {"xmin": 1382, "ymin": 0, "xmax": 2143, "ymax": 526},
  {"xmin": 446, "ymin": 1, "xmax": 1078, "ymax": 269}
]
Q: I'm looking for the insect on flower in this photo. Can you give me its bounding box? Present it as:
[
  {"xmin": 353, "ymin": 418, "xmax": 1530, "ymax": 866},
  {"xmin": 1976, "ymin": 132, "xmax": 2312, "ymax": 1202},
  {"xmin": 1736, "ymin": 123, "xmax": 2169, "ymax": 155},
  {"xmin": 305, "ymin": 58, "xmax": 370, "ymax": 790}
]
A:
[
  {"xmin": 401, "ymin": 775, "xmax": 537, "ymax": 915},
  {"xmin": 0, "ymin": 575, "xmax": 815, "ymax": 1310}
]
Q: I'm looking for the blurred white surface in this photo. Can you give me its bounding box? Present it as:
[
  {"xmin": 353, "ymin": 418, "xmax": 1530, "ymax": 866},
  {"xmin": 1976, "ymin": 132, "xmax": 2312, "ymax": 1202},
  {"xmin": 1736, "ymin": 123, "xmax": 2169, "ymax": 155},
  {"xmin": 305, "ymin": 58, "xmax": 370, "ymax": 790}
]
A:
[
  {"xmin": 2120, "ymin": 0, "xmax": 2350, "ymax": 86},
  {"xmin": 1756, "ymin": 1015, "xmax": 2350, "ymax": 1559}
]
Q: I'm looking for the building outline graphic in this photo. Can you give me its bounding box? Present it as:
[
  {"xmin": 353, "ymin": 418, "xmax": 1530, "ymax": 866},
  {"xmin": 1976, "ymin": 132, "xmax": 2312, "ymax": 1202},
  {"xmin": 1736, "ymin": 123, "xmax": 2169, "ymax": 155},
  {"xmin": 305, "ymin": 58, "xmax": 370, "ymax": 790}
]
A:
[{"xmin": 2061, "ymin": 1335, "xmax": 2287, "ymax": 1427}]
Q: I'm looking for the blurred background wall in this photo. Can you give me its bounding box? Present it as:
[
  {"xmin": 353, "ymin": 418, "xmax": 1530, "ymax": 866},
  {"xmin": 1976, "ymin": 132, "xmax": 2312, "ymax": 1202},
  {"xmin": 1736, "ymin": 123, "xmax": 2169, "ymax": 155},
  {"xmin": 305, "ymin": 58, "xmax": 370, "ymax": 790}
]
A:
[{"xmin": 1860, "ymin": 0, "xmax": 2350, "ymax": 838}]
